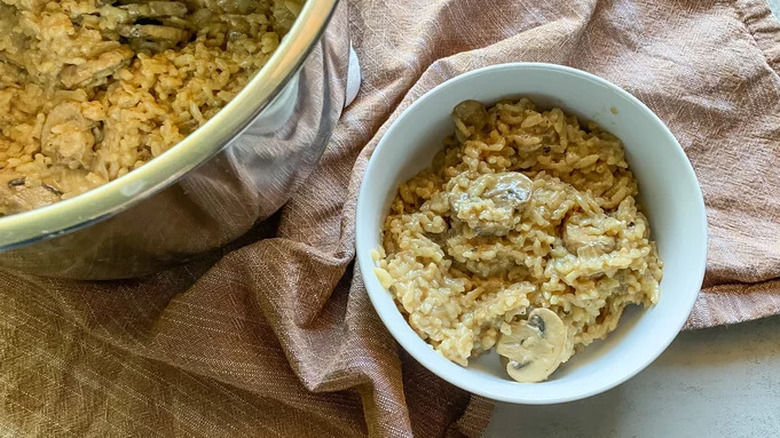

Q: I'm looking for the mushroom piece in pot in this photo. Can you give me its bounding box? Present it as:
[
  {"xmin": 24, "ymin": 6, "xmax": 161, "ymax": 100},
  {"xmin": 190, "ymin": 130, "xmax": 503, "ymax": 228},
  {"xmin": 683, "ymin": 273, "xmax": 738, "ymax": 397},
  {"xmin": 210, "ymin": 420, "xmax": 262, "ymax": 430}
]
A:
[
  {"xmin": 496, "ymin": 308, "xmax": 568, "ymax": 383},
  {"xmin": 118, "ymin": 24, "xmax": 191, "ymax": 43},
  {"xmin": 118, "ymin": 1, "xmax": 189, "ymax": 19},
  {"xmin": 93, "ymin": 1, "xmax": 193, "ymax": 53},
  {"xmin": 59, "ymin": 46, "xmax": 134, "ymax": 88},
  {"xmin": 0, "ymin": 185, "xmax": 63, "ymax": 215},
  {"xmin": 41, "ymin": 102, "xmax": 98, "ymax": 170}
]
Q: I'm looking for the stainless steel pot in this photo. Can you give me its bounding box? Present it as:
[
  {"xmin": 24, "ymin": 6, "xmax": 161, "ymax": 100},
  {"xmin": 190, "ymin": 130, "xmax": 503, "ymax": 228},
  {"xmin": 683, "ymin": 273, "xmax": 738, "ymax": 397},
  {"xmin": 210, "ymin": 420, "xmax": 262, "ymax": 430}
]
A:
[{"xmin": 0, "ymin": 0, "xmax": 348, "ymax": 279}]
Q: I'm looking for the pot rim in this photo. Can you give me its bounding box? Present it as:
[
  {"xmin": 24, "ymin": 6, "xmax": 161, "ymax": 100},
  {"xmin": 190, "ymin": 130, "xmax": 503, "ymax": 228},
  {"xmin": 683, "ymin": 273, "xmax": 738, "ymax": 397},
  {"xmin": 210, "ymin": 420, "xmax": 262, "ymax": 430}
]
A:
[{"xmin": 0, "ymin": 0, "xmax": 339, "ymax": 250}]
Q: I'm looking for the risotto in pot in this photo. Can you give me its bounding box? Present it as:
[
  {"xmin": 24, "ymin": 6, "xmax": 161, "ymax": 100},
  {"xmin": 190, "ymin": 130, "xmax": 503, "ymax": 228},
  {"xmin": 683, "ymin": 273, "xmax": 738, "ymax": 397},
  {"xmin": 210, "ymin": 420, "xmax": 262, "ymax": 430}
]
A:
[
  {"xmin": 0, "ymin": 0, "xmax": 302, "ymax": 215},
  {"xmin": 373, "ymin": 98, "xmax": 663, "ymax": 383}
]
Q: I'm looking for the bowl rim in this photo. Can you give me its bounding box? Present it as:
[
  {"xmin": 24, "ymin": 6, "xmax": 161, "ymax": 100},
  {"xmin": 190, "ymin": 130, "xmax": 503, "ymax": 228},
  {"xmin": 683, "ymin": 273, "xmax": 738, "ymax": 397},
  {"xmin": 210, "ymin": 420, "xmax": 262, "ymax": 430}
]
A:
[
  {"xmin": 0, "ymin": 0, "xmax": 339, "ymax": 250},
  {"xmin": 355, "ymin": 62, "xmax": 708, "ymax": 404}
]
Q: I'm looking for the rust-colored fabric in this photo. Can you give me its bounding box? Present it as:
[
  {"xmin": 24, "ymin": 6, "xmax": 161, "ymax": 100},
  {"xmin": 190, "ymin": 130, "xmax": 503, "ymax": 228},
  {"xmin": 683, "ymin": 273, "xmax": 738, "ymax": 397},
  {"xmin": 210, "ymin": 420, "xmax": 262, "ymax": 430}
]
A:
[{"xmin": 2, "ymin": 0, "xmax": 780, "ymax": 436}]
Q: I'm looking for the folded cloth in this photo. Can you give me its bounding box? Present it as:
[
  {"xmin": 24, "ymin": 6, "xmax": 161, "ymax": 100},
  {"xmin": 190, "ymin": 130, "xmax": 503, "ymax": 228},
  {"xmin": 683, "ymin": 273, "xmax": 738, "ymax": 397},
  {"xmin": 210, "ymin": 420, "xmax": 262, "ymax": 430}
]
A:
[{"xmin": 1, "ymin": 0, "xmax": 779, "ymax": 436}]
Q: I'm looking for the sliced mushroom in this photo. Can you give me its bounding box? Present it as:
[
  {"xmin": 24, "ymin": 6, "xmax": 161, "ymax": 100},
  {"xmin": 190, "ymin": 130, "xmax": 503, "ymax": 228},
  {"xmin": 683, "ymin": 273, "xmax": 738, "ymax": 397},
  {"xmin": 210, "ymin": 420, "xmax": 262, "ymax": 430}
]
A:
[
  {"xmin": 118, "ymin": 1, "xmax": 189, "ymax": 19},
  {"xmin": 482, "ymin": 172, "xmax": 533, "ymax": 207},
  {"xmin": 449, "ymin": 172, "xmax": 533, "ymax": 236},
  {"xmin": 59, "ymin": 46, "xmax": 134, "ymax": 88},
  {"xmin": 217, "ymin": 0, "xmax": 258, "ymax": 14},
  {"xmin": 118, "ymin": 24, "xmax": 191, "ymax": 42},
  {"xmin": 496, "ymin": 308, "xmax": 567, "ymax": 383},
  {"xmin": 119, "ymin": 23, "xmax": 192, "ymax": 52},
  {"xmin": 0, "ymin": 185, "xmax": 62, "ymax": 215},
  {"xmin": 41, "ymin": 102, "xmax": 97, "ymax": 170},
  {"xmin": 563, "ymin": 213, "xmax": 617, "ymax": 257},
  {"xmin": 452, "ymin": 100, "xmax": 489, "ymax": 134}
]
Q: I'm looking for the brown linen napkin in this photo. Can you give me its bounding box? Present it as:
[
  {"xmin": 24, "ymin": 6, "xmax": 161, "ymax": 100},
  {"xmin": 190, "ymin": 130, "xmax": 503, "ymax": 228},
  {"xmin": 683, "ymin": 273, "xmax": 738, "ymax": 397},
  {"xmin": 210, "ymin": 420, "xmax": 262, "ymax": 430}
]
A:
[{"xmin": 2, "ymin": 0, "xmax": 780, "ymax": 436}]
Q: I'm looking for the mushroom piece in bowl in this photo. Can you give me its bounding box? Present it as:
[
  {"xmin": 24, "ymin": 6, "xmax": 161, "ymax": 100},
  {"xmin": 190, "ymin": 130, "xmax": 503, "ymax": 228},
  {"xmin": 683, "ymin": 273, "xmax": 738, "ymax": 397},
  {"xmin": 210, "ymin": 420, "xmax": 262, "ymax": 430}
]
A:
[{"xmin": 497, "ymin": 308, "xmax": 568, "ymax": 383}]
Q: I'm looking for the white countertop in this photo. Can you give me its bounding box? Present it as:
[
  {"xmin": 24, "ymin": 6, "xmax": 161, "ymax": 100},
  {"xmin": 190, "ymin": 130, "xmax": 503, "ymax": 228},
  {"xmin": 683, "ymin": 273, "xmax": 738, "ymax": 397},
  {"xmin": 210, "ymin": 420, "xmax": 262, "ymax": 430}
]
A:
[
  {"xmin": 486, "ymin": 4, "xmax": 780, "ymax": 434},
  {"xmin": 485, "ymin": 315, "xmax": 780, "ymax": 437}
]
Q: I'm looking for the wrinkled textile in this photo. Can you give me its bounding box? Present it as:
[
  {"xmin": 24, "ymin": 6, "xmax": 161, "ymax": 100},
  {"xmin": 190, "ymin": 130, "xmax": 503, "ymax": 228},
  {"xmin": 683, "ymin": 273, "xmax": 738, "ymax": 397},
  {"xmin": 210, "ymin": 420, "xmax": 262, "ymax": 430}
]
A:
[{"xmin": 1, "ymin": 0, "xmax": 780, "ymax": 436}]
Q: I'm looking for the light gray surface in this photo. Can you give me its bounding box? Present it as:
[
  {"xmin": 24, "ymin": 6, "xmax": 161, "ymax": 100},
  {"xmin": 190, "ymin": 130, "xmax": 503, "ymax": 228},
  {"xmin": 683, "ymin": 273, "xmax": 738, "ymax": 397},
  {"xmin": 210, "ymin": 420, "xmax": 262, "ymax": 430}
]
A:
[
  {"xmin": 487, "ymin": 3, "xmax": 780, "ymax": 436},
  {"xmin": 485, "ymin": 316, "xmax": 780, "ymax": 437}
]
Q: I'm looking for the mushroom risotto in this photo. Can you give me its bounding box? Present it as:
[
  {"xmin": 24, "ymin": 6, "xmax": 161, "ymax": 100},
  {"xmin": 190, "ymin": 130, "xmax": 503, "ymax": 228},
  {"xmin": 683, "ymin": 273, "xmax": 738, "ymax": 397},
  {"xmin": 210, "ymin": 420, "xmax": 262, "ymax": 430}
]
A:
[
  {"xmin": 0, "ymin": 0, "xmax": 302, "ymax": 215},
  {"xmin": 374, "ymin": 98, "xmax": 663, "ymax": 383}
]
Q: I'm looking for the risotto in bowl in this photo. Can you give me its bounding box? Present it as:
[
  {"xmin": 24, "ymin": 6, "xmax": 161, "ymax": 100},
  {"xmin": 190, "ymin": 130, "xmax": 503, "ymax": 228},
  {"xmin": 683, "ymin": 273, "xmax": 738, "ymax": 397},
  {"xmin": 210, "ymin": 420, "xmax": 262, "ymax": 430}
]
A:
[{"xmin": 355, "ymin": 63, "xmax": 707, "ymax": 404}]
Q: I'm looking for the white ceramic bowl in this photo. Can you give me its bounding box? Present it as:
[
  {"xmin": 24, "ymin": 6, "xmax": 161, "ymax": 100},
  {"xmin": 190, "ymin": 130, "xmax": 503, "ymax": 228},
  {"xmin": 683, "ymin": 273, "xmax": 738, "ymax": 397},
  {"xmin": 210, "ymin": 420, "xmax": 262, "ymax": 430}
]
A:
[{"xmin": 355, "ymin": 63, "xmax": 707, "ymax": 404}]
